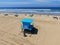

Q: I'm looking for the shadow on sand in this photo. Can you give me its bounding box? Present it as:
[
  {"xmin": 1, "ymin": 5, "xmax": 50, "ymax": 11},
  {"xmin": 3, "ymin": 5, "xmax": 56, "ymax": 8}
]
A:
[{"xmin": 23, "ymin": 25, "xmax": 38, "ymax": 37}]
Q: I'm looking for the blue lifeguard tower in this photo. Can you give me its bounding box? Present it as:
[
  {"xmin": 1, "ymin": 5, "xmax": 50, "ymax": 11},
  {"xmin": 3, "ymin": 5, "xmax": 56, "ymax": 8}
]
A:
[{"xmin": 20, "ymin": 18, "xmax": 33, "ymax": 37}]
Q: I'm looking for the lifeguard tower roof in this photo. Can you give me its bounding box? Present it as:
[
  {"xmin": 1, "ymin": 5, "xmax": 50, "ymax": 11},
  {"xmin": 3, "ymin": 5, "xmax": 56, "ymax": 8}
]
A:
[{"xmin": 21, "ymin": 18, "xmax": 33, "ymax": 23}]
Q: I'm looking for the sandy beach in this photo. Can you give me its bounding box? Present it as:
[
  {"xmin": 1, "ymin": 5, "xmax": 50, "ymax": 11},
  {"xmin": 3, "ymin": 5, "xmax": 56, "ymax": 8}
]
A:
[{"xmin": 0, "ymin": 13, "xmax": 60, "ymax": 45}]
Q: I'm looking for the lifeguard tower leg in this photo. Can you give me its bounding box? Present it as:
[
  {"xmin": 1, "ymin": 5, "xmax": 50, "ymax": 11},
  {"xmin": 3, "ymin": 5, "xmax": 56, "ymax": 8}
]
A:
[{"xmin": 23, "ymin": 30, "xmax": 27, "ymax": 37}]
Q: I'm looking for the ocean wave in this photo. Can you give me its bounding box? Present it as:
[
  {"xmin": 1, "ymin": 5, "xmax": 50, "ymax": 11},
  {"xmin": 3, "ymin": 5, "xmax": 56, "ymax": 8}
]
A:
[{"xmin": 0, "ymin": 9, "xmax": 60, "ymax": 15}]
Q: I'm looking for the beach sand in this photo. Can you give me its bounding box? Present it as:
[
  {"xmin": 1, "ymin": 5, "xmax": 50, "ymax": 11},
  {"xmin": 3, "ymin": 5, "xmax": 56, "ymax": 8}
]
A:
[{"xmin": 0, "ymin": 14, "xmax": 60, "ymax": 45}]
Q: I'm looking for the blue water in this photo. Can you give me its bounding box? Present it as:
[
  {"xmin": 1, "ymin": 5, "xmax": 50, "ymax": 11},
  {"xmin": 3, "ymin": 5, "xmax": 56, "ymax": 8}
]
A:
[
  {"xmin": 0, "ymin": 7, "xmax": 60, "ymax": 9},
  {"xmin": 0, "ymin": 7, "xmax": 60, "ymax": 15}
]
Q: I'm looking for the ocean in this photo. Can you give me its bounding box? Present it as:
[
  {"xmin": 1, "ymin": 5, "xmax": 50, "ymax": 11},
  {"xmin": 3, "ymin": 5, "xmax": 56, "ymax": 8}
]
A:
[{"xmin": 0, "ymin": 7, "xmax": 60, "ymax": 15}]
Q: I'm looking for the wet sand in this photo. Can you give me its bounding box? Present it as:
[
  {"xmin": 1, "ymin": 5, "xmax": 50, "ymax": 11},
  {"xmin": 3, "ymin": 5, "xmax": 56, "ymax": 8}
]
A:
[{"xmin": 0, "ymin": 14, "xmax": 60, "ymax": 45}]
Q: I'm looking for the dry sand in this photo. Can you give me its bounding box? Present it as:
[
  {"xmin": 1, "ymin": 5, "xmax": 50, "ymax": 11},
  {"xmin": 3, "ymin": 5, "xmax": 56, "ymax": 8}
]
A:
[{"xmin": 0, "ymin": 14, "xmax": 60, "ymax": 45}]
